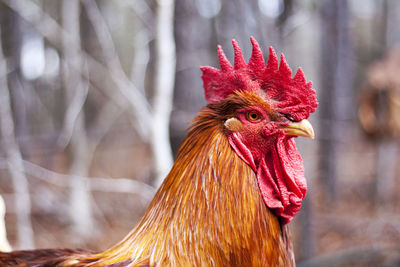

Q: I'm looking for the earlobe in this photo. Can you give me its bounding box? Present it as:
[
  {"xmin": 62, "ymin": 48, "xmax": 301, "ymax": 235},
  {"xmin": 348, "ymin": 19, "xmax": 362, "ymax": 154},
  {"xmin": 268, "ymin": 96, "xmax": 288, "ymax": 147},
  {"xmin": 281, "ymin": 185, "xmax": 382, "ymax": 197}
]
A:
[{"xmin": 224, "ymin": 117, "xmax": 243, "ymax": 132}]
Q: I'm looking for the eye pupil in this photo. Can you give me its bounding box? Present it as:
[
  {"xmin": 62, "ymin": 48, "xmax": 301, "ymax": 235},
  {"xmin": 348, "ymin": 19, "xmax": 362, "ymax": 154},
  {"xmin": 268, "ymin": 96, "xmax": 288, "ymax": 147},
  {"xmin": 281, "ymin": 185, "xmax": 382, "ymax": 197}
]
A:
[{"xmin": 248, "ymin": 112, "xmax": 260, "ymax": 121}]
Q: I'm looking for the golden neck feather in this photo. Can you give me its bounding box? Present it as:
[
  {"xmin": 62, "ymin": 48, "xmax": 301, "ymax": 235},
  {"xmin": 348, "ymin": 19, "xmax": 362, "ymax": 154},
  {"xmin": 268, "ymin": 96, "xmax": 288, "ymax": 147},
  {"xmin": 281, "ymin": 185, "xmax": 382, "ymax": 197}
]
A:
[{"xmin": 78, "ymin": 108, "xmax": 292, "ymax": 267}]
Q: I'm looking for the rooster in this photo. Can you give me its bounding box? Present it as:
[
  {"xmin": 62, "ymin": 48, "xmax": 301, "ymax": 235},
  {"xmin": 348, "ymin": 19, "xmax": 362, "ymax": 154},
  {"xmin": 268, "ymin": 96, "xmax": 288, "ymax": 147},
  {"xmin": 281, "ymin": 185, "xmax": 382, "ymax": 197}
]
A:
[{"xmin": 0, "ymin": 37, "xmax": 317, "ymax": 266}]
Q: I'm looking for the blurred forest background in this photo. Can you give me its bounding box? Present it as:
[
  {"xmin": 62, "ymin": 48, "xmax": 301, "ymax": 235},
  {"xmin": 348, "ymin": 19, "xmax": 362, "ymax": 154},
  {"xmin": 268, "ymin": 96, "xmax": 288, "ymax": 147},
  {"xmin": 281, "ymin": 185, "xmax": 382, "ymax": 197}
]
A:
[{"xmin": 0, "ymin": 0, "xmax": 400, "ymax": 265}]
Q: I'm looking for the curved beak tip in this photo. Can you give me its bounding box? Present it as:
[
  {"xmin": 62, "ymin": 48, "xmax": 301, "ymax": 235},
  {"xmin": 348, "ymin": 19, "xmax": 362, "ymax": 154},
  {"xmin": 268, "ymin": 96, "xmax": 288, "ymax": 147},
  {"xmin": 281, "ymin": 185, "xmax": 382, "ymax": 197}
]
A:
[{"xmin": 281, "ymin": 119, "xmax": 315, "ymax": 139}]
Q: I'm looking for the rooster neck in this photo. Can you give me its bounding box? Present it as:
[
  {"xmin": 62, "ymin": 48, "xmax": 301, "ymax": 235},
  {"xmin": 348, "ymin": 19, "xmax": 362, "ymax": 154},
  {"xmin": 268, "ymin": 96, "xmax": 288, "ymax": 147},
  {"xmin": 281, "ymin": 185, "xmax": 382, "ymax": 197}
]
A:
[{"xmin": 87, "ymin": 109, "xmax": 294, "ymax": 266}]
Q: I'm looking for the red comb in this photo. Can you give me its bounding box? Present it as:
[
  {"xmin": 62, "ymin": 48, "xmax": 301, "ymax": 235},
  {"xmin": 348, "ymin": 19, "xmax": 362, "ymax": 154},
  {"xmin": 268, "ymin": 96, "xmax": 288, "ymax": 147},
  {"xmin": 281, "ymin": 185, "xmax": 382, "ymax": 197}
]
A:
[{"xmin": 200, "ymin": 37, "xmax": 318, "ymax": 121}]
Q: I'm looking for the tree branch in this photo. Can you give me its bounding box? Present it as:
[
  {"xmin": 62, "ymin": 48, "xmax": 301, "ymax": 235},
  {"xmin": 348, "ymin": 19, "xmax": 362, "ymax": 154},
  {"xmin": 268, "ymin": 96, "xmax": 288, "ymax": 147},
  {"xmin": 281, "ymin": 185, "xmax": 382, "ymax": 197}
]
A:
[
  {"xmin": 0, "ymin": 159, "xmax": 156, "ymax": 201},
  {"xmin": 56, "ymin": 62, "xmax": 90, "ymax": 149},
  {"xmin": 152, "ymin": 0, "xmax": 176, "ymax": 186}
]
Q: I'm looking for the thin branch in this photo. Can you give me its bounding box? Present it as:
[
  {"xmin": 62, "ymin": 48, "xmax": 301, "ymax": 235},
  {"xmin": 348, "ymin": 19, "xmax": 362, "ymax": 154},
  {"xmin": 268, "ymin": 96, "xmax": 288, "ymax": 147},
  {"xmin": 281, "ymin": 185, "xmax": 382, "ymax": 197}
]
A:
[
  {"xmin": 86, "ymin": 101, "xmax": 125, "ymax": 162},
  {"xmin": 56, "ymin": 59, "xmax": 90, "ymax": 148},
  {"xmin": 89, "ymin": 177, "xmax": 155, "ymax": 199},
  {"xmin": 0, "ymin": 159, "xmax": 156, "ymax": 201},
  {"xmin": 130, "ymin": 29, "xmax": 152, "ymax": 92},
  {"xmin": 80, "ymin": 0, "xmax": 119, "ymax": 63}
]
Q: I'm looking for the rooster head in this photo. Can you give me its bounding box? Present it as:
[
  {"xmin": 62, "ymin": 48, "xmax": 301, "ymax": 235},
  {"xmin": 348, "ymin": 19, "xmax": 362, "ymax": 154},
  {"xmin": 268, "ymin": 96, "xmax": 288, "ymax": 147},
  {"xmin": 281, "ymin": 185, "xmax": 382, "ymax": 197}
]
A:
[{"xmin": 201, "ymin": 37, "xmax": 318, "ymax": 224}]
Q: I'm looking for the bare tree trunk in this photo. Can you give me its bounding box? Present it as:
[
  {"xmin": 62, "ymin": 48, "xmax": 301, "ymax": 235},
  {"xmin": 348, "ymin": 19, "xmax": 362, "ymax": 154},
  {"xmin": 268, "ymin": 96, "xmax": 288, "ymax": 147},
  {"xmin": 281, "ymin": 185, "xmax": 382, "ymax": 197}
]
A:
[
  {"xmin": 372, "ymin": 0, "xmax": 397, "ymax": 208},
  {"xmin": 297, "ymin": 195, "xmax": 315, "ymax": 260},
  {"xmin": 386, "ymin": 0, "xmax": 400, "ymax": 46},
  {"xmin": 61, "ymin": 0, "xmax": 94, "ymax": 237},
  {"xmin": 152, "ymin": 0, "xmax": 176, "ymax": 186},
  {"xmin": 376, "ymin": 139, "xmax": 397, "ymax": 207},
  {"xmin": 0, "ymin": 4, "xmax": 30, "ymax": 157},
  {"xmin": 319, "ymin": 0, "xmax": 354, "ymax": 203},
  {"xmin": 0, "ymin": 29, "xmax": 34, "ymax": 249},
  {"xmin": 172, "ymin": 0, "xmax": 210, "ymax": 155},
  {"xmin": 0, "ymin": 195, "xmax": 11, "ymax": 251}
]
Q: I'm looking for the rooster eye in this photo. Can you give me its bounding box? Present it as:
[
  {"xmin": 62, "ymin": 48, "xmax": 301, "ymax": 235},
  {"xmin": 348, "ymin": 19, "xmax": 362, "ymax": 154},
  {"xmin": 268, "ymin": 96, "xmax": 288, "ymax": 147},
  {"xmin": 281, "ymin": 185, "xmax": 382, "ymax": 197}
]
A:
[{"xmin": 247, "ymin": 112, "xmax": 261, "ymax": 121}]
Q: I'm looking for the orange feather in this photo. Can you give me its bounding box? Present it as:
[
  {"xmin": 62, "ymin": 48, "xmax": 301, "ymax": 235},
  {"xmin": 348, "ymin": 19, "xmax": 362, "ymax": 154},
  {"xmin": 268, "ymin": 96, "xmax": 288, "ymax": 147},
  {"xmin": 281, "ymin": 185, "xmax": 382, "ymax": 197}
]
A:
[
  {"xmin": 77, "ymin": 94, "xmax": 295, "ymax": 266},
  {"xmin": 0, "ymin": 93, "xmax": 295, "ymax": 267}
]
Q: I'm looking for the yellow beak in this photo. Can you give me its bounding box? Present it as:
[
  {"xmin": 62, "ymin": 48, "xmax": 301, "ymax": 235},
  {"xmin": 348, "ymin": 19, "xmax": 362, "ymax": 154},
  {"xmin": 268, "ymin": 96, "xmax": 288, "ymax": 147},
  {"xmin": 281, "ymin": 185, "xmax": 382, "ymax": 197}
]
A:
[{"xmin": 280, "ymin": 119, "xmax": 315, "ymax": 139}]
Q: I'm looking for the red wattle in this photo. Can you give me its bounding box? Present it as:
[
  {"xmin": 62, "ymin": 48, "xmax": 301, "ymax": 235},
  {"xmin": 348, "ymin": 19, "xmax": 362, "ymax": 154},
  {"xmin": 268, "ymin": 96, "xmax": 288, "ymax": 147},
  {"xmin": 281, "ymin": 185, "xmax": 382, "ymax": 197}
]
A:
[{"xmin": 228, "ymin": 132, "xmax": 307, "ymax": 224}]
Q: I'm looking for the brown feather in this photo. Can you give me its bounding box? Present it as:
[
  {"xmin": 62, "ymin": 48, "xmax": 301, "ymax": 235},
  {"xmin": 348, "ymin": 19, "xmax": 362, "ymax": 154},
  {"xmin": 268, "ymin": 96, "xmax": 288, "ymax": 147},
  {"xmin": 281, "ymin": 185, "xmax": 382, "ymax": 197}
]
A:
[{"xmin": 0, "ymin": 248, "xmax": 93, "ymax": 266}]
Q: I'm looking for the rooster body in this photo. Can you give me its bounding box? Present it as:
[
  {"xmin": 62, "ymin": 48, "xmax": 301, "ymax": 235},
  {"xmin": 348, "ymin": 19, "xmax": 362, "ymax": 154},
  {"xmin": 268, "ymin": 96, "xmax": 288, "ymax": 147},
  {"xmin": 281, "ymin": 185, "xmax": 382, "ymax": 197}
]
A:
[{"xmin": 0, "ymin": 38, "xmax": 317, "ymax": 266}]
